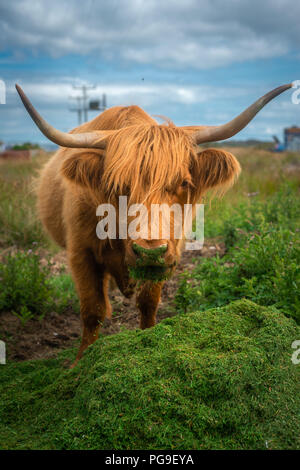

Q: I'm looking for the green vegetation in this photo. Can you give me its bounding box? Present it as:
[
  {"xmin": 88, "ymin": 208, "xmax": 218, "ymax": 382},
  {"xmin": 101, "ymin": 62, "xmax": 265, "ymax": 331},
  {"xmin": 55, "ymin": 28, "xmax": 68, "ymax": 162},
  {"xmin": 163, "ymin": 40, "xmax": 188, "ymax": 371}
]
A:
[
  {"xmin": 0, "ymin": 147, "xmax": 299, "ymax": 449},
  {"xmin": 132, "ymin": 242, "xmax": 167, "ymax": 262},
  {"xmin": 48, "ymin": 271, "xmax": 79, "ymax": 314},
  {"xmin": 12, "ymin": 142, "xmax": 40, "ymax": 150},
  {"xmin": 0, "ymin": 299, "xmax": 299, "ymax": 450},
  {"xmin": 130, "ymin": 243, "xmax": 171, "ymax": 281},
  {"xmin": 129, "ymin": 265, "xmax": 171, "ymax": 281},
  {"xmin": 0, "ymin": 250, "xmax": 79, "ymax": 323},
  {"xmin": 0, "ymin": 250, "xmax": 53, "ymax": 321},
  {"xmin": 202, "ymin": 147, "xmax": 300, "ymax": 238},
  {"xmin": 0, "ymin": 152, "xmax": 76, "ymax": 322},
  {"xmin": 0, "ymin": 153, "xmax": 52, "ymax": 249},
  {"xmin": 177, "ymin": 182, "xmax": 300, "ymax": 323}
]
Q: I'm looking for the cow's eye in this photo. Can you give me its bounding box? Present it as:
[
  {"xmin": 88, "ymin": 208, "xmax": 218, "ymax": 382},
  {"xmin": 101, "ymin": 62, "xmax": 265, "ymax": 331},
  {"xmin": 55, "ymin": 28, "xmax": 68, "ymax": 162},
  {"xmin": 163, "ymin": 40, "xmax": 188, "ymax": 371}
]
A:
[{"xmin": 181, "ymin": 180, "xmax": 189, "ymax": 188}]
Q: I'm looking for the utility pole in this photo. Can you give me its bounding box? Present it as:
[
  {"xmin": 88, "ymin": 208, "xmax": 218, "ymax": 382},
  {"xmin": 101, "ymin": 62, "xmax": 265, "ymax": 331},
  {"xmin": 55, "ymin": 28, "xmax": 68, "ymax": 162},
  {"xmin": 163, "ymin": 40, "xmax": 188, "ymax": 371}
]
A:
[
  {"xmin": 69, "ymin": 84, "xmax": 107, "ymax": 126},
  {"xmin": 73, "ymin": 84, "xmax": 96, "ymax": 122},
  {"xmin": 69, "ymin": 95, "xmax": 83, "ymax": 125}
]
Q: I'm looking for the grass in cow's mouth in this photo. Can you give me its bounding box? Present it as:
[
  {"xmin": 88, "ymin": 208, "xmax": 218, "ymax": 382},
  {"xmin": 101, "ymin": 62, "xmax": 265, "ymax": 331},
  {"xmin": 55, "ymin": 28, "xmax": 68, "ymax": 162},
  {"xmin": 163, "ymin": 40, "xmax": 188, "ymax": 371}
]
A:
[{"xmin": 129, "ymin": 265, "xmax": 172, "ymax": 282}]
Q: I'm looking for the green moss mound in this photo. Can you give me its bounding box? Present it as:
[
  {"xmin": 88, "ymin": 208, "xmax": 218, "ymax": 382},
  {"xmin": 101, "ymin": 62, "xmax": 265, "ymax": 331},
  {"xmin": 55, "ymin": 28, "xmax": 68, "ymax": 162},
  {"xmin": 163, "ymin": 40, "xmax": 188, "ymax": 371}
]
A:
[{"xmin": 0, "ymin": 299, "xmax": 299, "ymax": 450}]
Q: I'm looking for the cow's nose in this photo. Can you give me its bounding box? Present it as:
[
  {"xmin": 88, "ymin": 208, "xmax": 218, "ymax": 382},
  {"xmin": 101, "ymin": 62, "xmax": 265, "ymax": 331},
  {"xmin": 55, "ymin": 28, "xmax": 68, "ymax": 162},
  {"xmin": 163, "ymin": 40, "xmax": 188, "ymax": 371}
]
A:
[{"xmin": 132, "ymin": 242, "xmax": 168, "ymax": 266}]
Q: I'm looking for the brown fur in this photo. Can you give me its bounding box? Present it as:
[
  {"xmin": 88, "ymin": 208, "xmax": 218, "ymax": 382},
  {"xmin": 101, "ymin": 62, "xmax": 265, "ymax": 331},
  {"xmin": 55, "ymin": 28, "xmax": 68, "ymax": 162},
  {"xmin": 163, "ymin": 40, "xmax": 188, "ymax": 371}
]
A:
[{"xmin": 37, "ymin": 105, "xmax": 240, "ymax": 365}]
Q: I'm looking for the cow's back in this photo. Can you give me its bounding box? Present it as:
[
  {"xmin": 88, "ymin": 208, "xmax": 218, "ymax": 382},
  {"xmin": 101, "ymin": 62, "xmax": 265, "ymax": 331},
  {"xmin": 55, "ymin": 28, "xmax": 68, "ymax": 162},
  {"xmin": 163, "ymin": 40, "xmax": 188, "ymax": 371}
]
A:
[{"xmin": 70, "ymin": 105, "xmax": 156, "ymax": 133}]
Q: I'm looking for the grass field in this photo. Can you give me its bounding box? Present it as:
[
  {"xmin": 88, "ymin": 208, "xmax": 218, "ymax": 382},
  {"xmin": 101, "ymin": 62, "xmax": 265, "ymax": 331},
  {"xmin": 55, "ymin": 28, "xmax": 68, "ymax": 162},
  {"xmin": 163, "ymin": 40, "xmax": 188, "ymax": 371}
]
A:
[
  {"xmin": 0, "ymin": 153, "xmax": 50, "ymax": 249},
  {"xmin": 0, "ymin": 146, "xmax": 299, "ymax": 449}
]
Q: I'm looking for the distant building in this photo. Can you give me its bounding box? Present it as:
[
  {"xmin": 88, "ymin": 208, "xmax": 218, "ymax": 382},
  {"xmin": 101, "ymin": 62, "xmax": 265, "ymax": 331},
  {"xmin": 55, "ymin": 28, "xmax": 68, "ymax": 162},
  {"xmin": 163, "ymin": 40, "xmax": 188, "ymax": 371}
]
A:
[{"xmin": 284, "ymin": 127, "xmax": 300, "ymax": 151}]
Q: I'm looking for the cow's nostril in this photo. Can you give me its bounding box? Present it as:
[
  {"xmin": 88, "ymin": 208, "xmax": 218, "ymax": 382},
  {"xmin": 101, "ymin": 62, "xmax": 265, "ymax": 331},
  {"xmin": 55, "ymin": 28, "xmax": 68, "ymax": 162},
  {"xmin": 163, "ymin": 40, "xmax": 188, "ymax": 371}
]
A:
[
  {"xmin": 132, "ymin": 243, "xmax": 167, "ymax": 257},
  {"xmin": 132, "ymin": 243, "xmax": 168, "ymax": 266}
]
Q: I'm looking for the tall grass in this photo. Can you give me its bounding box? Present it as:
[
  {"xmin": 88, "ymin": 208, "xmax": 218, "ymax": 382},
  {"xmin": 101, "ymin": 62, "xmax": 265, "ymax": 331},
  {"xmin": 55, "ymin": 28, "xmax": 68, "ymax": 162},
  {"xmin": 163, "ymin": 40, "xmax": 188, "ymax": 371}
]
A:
[
  {"xmin": 0, "ymin": 154, "xmax": 51, "ymax": 249},
  {"xmin": 203, "ymin": 147, "xmax": 300, "ymax": 238}
]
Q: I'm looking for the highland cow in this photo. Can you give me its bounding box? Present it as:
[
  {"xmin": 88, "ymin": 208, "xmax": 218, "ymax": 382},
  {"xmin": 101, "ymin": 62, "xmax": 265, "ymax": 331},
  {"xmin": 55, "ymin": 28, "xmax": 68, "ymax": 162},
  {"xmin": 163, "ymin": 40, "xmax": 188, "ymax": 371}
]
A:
[{"xmin": 16, "ymin": 83, "xmax": 292, "ymax": 365}]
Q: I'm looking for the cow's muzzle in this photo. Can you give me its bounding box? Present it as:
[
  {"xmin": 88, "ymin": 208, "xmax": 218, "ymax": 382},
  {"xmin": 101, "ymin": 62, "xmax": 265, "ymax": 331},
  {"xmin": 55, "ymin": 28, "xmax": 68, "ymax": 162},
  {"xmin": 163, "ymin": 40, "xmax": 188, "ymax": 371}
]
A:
[
  {"xmin": 132, "ymin": 242, "xmax": 168, "ymax": 266},
  {"xmin": 127, "ymin": 241, "xmax": 176, "ymax": 281}
]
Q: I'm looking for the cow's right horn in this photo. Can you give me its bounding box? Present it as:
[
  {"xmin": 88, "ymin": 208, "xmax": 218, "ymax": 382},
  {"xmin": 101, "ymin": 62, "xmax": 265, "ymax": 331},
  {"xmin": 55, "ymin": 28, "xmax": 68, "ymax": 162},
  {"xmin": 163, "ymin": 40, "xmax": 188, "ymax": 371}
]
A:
[
  {"xmin": 16, "ymin": 84, "xmax": 109, "ymax": 149},
  {"xmin": 186, "ymin": 83, "xmax": 293, "ymax": 145}
]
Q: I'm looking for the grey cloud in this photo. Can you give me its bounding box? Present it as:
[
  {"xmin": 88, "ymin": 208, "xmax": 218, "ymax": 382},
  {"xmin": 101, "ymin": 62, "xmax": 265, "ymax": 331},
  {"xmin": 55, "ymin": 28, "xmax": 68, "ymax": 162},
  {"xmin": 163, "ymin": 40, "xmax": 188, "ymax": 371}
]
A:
[{"xmin": 0, "ymin": 0, "xmax": 299, "ymax": 68}]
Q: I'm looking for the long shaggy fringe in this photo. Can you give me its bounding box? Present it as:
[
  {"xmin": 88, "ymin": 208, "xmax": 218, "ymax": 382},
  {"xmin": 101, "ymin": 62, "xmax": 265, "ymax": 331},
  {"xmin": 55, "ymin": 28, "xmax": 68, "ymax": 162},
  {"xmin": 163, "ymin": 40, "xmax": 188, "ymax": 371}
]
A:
[
  {"xmin": 103, "ymin": 123, "xmax": 196, "ymax": 205},
  {"xmin": 60, "ymin": 105, "xmax": 240, "ymax": 208}
]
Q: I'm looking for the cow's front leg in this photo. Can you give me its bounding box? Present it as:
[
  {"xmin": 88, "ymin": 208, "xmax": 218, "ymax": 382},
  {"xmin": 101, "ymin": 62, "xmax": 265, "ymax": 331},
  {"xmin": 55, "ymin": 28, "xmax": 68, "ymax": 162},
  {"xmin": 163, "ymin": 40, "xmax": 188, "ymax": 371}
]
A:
[
  {"xmin": 68, "ymin": 248, "xmax": 111, "ymax": 366},
  {"xmin": 136, "ymin": 281, "xmax": 163, "ymax": 329}
]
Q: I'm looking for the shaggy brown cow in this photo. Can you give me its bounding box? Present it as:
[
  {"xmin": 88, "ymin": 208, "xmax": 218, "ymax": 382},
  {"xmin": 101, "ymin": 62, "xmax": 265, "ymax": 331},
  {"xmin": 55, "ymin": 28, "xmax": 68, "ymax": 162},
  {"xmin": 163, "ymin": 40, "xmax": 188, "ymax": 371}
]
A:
[{"xmin": 16, "ymin": 83, "xmax": 291, "ymax": 366}]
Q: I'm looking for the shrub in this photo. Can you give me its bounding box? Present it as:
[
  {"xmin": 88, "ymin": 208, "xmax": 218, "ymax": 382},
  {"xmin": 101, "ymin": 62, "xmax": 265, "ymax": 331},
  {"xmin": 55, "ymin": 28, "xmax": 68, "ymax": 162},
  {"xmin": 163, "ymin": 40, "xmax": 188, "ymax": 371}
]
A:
[
  {"xmin": 0, "ymin": 250, "xmax": 54, "ymax": 321},
  {"xmin": 0, "ymin": 251, "xmax": 79, "ymax": 322}
]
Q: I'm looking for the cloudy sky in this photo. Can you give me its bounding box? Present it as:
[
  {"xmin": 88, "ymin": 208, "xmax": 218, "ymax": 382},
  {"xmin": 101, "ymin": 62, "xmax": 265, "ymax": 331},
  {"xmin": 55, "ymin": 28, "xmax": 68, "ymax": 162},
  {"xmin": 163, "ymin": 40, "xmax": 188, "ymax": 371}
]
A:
[{"xmin": 0, "ymin": 0, "xmax": 299, "ymax": 145}]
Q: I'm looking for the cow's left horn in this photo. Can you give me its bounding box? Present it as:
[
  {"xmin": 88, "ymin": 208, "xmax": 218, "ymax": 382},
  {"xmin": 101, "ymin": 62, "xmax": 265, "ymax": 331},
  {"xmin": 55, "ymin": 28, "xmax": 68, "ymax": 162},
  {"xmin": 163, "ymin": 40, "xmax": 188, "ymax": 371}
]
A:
[
  {"xmin": 189, "ymin": 83, "xmax": 293, "ymax": 144},
  {"xmin": 15, "ymin": 84, "xmax": 108, "ymax": 149}
]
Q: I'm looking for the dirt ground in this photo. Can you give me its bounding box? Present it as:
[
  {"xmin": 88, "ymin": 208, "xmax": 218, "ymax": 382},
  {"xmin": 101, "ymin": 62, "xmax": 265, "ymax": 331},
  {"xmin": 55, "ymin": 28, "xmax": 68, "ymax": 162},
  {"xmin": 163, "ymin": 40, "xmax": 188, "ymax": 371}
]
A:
[{"xmin": 0, "ymin": 240, "xmax": 225, "ymax": 362}]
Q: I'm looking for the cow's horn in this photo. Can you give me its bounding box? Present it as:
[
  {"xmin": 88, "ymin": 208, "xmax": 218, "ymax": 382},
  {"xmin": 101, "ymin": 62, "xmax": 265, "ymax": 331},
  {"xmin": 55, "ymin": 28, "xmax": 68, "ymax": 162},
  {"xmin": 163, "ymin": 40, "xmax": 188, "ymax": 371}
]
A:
[
  {"xmin": 189, "ymin": 84, "xmax": 292, "ymax": 144},
  {"xmin": 15, "ymin": 84, "xmax": 108, "ymax": 149}
]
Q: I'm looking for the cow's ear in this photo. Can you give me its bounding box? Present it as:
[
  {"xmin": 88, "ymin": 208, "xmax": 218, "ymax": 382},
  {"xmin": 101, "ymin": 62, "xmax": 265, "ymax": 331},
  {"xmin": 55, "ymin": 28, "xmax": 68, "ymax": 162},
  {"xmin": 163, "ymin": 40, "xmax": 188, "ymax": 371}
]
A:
[
  {"xmin": 61, "ymin": 152, "xmax": 104, "ymax": 190},
  {"xmin": 193, "ymin": 148, "xmax": 241, "ymax": 194}
]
